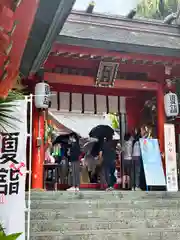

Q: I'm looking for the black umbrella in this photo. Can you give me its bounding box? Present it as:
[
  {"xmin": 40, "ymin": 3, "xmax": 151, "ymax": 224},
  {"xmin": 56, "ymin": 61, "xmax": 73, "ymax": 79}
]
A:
[
  {"xmin": 89, "ymin": 125, "xmax": 114, "ymax": 139},
  {"xmin": 52, "ymin": 134, "xmax": 70, "ymax": 145},
  {"xmin": 52, "ymin": 132, "xmax": 80, "ymax": 146}
]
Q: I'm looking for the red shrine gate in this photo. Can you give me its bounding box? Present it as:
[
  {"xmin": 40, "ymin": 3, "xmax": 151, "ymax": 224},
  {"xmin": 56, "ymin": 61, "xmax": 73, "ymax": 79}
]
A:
[{"xmin": 27, "ymin": 11, "xmax": 180, "ymax": 189}]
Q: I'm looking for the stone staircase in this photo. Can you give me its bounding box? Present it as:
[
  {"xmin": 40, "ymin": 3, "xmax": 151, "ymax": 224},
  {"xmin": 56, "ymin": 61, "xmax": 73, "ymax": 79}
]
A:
[{"xmin": 26, "ymin": 191, "xmax": 180, "ymax": 240}]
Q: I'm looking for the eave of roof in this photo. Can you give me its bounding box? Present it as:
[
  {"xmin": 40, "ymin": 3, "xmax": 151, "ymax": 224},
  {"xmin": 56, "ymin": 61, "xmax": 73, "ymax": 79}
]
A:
[
  {"xmin": 56, "ymin": 11, "xmax": 180, "ymax": 58},
  {"xmin": 20, "ymin": 0, "xmax": 76, "ymax": 77}
]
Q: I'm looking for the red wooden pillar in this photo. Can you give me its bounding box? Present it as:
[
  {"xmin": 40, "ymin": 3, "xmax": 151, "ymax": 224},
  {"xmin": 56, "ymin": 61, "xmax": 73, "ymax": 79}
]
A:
[
  {"xmin": 157, "ymin": 83, "xmax": 165, "ymax": 170},
  {"xmin": 32, "ymin": 106, "xmax": 45, "ymax": 189}
]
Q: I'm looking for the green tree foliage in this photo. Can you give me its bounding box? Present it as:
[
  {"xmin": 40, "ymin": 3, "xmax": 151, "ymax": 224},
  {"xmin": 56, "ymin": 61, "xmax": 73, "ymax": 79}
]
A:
[{"xmin": 137, "ymin": 0, "xmax": 179, "ymax": 19}]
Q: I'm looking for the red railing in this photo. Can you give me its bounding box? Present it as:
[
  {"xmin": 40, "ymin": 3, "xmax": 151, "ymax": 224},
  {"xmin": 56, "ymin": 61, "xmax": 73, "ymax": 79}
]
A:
[{"xmin": 0, "ymin": 0, "xmax": 40, "ymax": 98}]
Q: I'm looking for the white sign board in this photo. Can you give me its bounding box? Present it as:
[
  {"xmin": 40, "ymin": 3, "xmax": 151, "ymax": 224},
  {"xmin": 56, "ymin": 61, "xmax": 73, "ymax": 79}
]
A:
[
  {"xmin": 164, "ymin": 124, "xmax": 178, "ymax": 192},
  {"xmin": 164, "ymin": 92, "xmax": 179, "ymax": 117},
  {"xmin": 0, "ymin": 100, "xmax": 27, "ymax": 240}
]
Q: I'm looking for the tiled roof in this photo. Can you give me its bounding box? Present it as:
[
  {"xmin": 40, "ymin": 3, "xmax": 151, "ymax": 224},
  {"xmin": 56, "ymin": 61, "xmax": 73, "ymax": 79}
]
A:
[{"xmin": 57, "ymin": 11, "xmax": 180, "ymax": 57}]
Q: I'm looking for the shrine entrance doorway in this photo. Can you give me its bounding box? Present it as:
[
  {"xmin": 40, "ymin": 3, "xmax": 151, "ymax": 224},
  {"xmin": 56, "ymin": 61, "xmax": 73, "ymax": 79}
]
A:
[{"xmin": 40, "ymin": 84, "xmax": 160, "ymax": 190}]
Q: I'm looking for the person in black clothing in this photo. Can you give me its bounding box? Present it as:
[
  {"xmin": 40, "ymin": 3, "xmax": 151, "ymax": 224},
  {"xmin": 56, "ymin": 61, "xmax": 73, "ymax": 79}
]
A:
[
  {"xmin": 67, "ymin": 134, "xmax": 81, "ymax": 192},
  {"xmin": 100, "ymin": 138, "xmax": 116, "ymax": 190},
  {"xmin": 90, "ymin": 138, "xmax": 104, "ymax": 183},
  {"xmin": 132, "ymin": 129, "xmax": 141, "ymax": 190}
]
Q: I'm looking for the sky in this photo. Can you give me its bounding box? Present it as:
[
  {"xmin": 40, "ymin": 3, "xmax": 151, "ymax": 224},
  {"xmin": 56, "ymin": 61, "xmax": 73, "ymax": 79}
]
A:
[{"xmin": 73, "ymin": 0, "xmax": 140, "ymax": 16}]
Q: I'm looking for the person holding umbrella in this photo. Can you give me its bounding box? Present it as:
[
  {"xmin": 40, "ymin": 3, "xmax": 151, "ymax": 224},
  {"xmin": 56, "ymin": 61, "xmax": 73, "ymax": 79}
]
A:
[
  {"xmin": 89, "ymin": 125, "xmax": 116, "ymax": 190},
  {"xmin": 67, "ymin": 133, "xmax": 81, "ymax": 192},
  {"xmin": 99, "ymin": 137, "xmax": 116, "ymax": 190}
]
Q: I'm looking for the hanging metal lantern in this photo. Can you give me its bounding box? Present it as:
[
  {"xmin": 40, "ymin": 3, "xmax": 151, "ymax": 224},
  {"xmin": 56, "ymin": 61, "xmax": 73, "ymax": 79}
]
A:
[
  {"xmin": 164, "ymin": 92, "xmax": 179, "ymax": 117},
  {"xmin": 34, "ymin": 82, "xmax": 50, "ymax": 109}
]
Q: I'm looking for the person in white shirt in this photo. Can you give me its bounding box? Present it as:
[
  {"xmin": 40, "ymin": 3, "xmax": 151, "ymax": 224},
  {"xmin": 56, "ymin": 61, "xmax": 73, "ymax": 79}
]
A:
[{"xmin": 132, "ymin": 130, "xmax": 141, "ymax": 190}]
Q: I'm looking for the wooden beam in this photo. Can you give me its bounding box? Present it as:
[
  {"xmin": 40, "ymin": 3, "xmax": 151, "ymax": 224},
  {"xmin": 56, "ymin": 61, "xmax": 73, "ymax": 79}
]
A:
[
  {"xmin": 26, "ymin": 81, "xmax": 155, "ymax": 98},
  {"xmin": 44, "ymin": 55, "xmax": 99, "ymax": 69},
  {"xmin": 51, "ymin": 83, "xmax": 155, "ymax": 98},
  {"xmin": 52, "ymin": 43, "xmax": 180, "ymax": 65},
  {"xmin": 44, "ymin": 56, "xmax": 165, "ymax": 78},
  {"xmin": 44, "ymin": 72, "xmax": 159, "ymax": 91}
]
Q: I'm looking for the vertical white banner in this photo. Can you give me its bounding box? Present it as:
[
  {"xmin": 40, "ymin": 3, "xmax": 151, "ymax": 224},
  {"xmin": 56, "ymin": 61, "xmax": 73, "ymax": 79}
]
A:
[
  {"xmin": 164, "ymin": 123, "xmax": 178, "ymax": 192},
  {"xmin": 0, "ymin": 99, "xmax": 27, "ymax": 240}
]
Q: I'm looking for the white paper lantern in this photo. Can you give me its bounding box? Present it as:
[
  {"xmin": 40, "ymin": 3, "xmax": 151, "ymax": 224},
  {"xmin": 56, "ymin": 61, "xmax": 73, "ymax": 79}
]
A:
[
  {"xmin": 164, "ymin": 92, "xmax": 179, "ymax": 117},
  {"xmin": 34, "ymin": 82, "xmax": 50, "ymax": 109}
]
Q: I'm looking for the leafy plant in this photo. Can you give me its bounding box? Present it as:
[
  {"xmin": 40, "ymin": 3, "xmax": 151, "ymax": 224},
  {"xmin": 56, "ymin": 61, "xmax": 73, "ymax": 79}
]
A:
[
  {"xmin": 0, "ymin": 90, "xmax": 24, "ymax": 131},
  {"xmin": 137, "ymin": 0, "xmax": 179, "ymax": 19},
  {"xmin": 0, "ymin": 223, "xmax": 22, "ymax": 240},
  {"xmin": 108, "ymin": 113, "xmax": 119, "ymax": 129}
]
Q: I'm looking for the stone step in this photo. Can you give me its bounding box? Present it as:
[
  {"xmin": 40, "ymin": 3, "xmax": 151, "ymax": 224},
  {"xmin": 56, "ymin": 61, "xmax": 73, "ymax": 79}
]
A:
[
  {"xmin": 28, "ymin": 191, "xmax": 180, "ymax": 240},
  {"xmin": 28, "ymin": 229, "xmax": 180, "ymax": 240},
  {"xmin": 29, "ymin": 199, "xmax": 180, "ymax": 210},
  {"xmin": 27, "ymin": 208, "xmax": 180, "ymax": 221},
  {"xmin": 27, "ymin": 191, "xmax": 180, "ymax": 201},
  {"xmin": 27, "ymin": 218, "xmax": 180, "ymax": 232}
]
